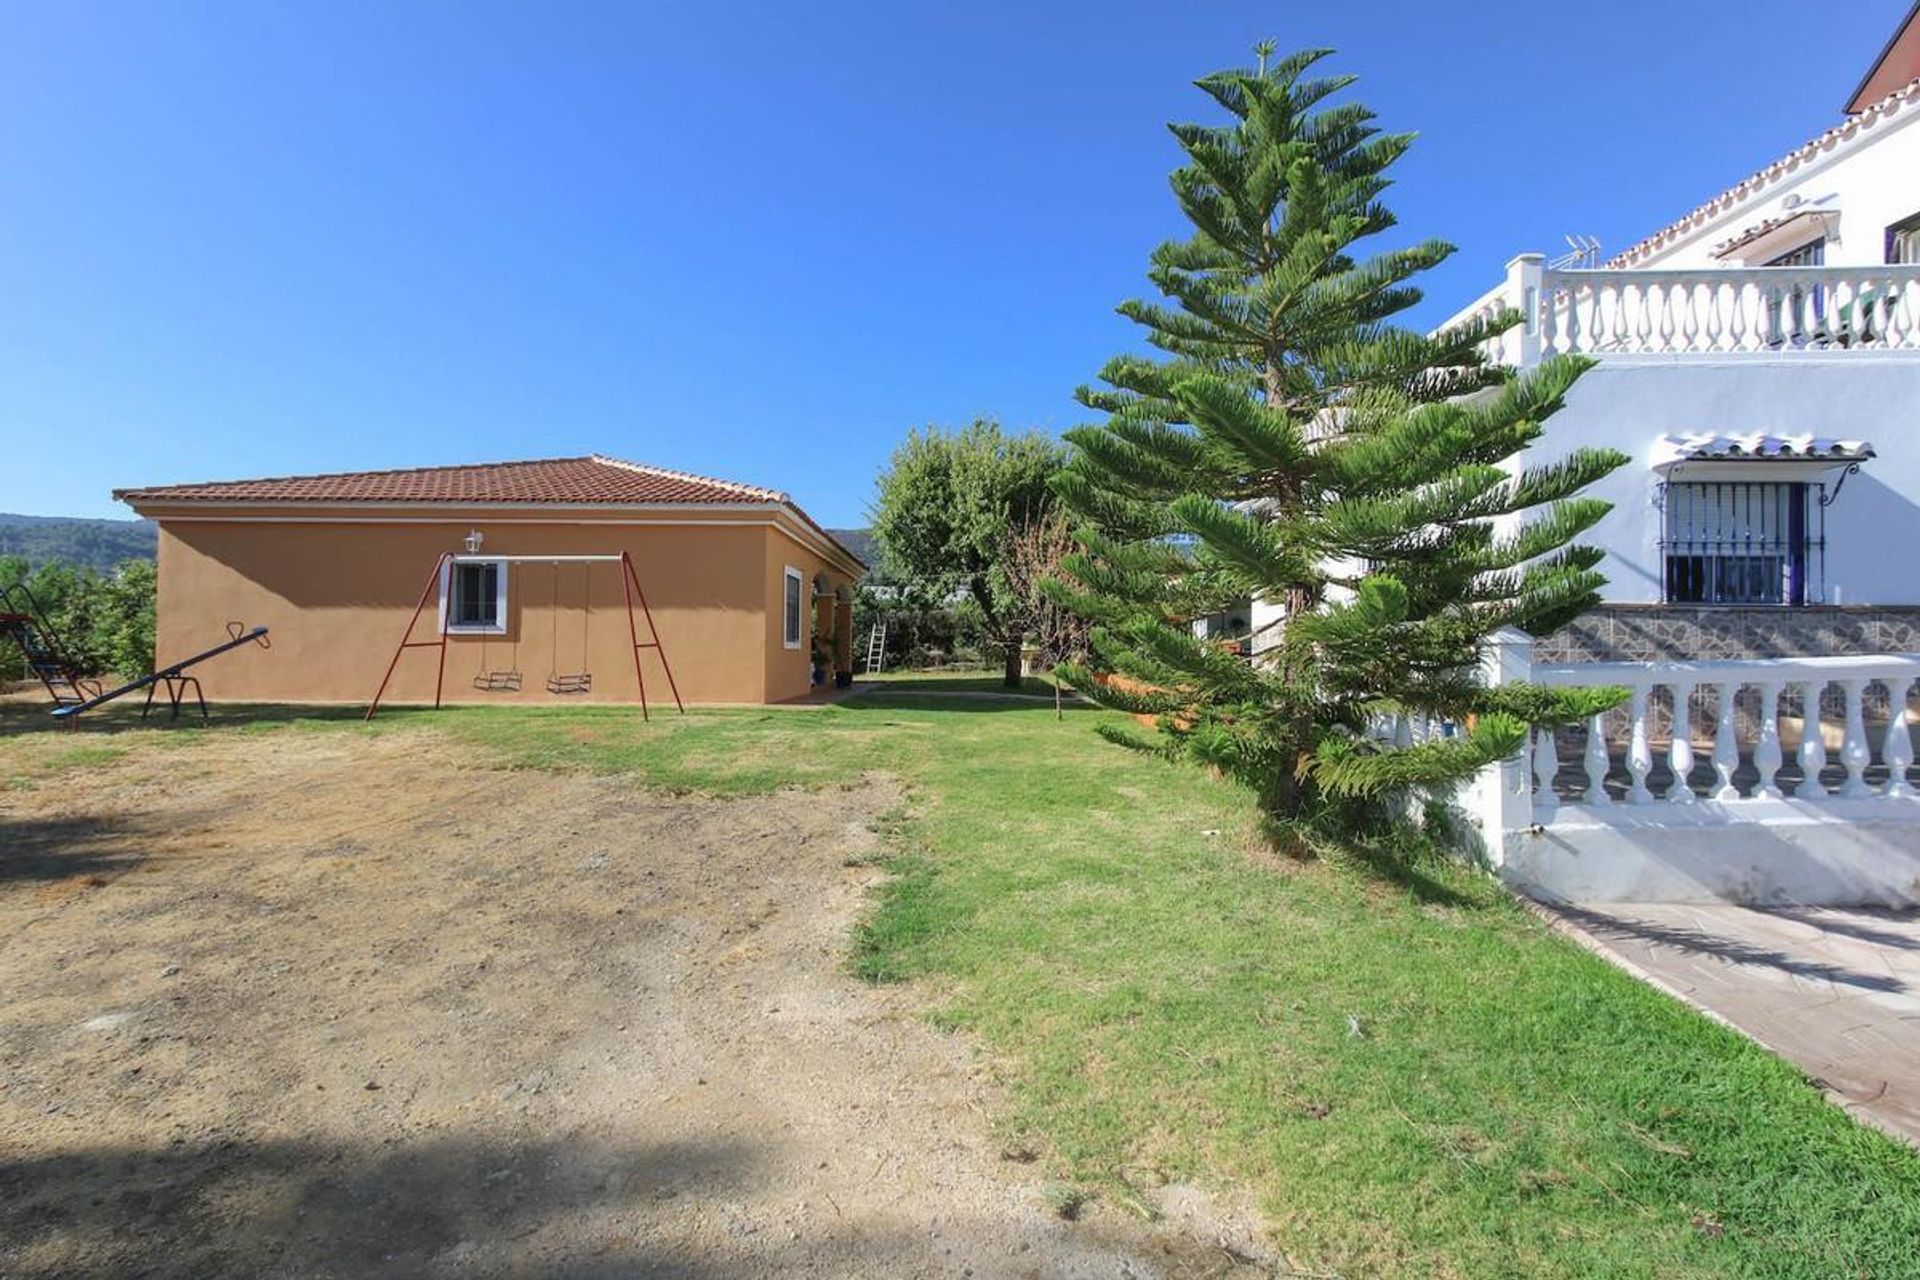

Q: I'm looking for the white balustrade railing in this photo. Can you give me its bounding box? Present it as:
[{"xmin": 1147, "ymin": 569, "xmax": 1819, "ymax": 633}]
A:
[
  {"xmin": 1440, "ymin": 255, "xmax": 1920, "ymax": 364},
  {"xmin": 1529, "ymin": 654, "xmax": 1920, "ymax": 813}
]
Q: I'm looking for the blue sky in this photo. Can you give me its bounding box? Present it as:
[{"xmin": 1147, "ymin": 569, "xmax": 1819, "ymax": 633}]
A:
[{"xmin": 0, "ymin": 1, "xmax": 1906, "ymax": 525}]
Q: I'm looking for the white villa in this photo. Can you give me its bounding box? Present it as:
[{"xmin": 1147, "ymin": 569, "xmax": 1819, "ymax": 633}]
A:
[
  {"xmin": 1454, "ymin": 9, "xmax": 1920, "ymax": 907},
  {"xmin": 1444, "ymin": 5, "xmax": 1920, "ymax": 664}
]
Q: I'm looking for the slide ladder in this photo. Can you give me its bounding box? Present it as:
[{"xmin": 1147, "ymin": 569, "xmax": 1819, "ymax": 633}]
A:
[
  {"xmin": 862, "ymin": 618, "xmax": 887, "ymax": 674},
  {"xmin": 0, "ymin": 584, "xmax": 100, "ymax": 708}
]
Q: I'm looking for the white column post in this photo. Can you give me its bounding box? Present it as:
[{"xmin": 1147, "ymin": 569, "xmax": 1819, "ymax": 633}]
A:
[
  {"xmin": 1797, "ymin": 679, "xmax": 1829, "ymax": 801},
  {"xmin": 1712, "ymin": 681, "xmax": 1742, "ymax": 801},
  {"xmin": 1505, "ymin": 253, "xmax": 1546, "ymax": 367},
  {"xmin": 1753, "ymin": 679, "xmax": 1786, "ymax": 799},
  {"xmin": 1841, "ymin": 679, "xmax": 1873, "ymax": 799},
  {"xmin": 1625, "ymin": 682, "xmax": 1655, "ymax": 803},
  {"xmin": 1464, "ymin": 627, "xmax": 1537, "ymax": 866},
  {"xmin": 1884, "ymin": 676, "xmax": 1916, "ymax": 800},
  {"xmin": 1667, "ymin": 681, "xmax": 1696, "ymax": 803}
]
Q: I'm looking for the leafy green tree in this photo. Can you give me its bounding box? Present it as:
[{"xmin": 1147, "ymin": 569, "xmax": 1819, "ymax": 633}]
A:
[
  {"xmin": 97, "ymin": 559, "xmax": 158, "ymax": 677},
  {"xmin": 1050, "ymin": 45, "xmax": 1627, "ymax": 827},
  {"xmin": 871, "ymin": 420, "xmax": 1065, "ymax": 688}
]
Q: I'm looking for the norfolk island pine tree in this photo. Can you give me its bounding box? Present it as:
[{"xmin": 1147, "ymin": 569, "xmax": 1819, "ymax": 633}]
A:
[{"xmin": 1047, "ymin": 43, "xmax": 1629, "ymax": 829}]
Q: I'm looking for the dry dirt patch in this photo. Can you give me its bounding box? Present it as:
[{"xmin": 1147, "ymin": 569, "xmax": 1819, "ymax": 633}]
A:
[{"xmin": 1, "ymin": 729, "xmax": 1263, "ymax": 1278}]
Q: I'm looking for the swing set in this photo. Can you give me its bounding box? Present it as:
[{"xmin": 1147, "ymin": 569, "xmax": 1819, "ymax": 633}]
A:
[{"xmin": 364, "ymin": 551, "xmax": 685, "ymax": 722}]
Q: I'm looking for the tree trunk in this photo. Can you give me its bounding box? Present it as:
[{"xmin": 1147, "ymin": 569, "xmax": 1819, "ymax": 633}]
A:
[{"xmin": 1003, "ymin": 639, "xmax": 1024, "ymax": 690}]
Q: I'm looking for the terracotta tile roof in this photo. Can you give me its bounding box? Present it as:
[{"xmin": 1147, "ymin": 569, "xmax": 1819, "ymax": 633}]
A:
[
  {"xmin": 115, "ymin": 454, "xmax": 868, "ymax": 571},
  {"xmin": 1654, "ymin": 432, "xmax": 1876, "ymax": 467},
  {"xmin": 114, "ymin": 454, "xmax": 789, "ymax": 506},
  {"xmin": 1605, "ymin": 77, "xmax": 1920, "ymax": 269}
]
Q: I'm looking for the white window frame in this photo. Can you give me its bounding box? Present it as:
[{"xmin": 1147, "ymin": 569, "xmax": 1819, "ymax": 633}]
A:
[
  {"xmin": 782, "ymin": 565, "xmax": 805, "ymax": 649},
  {"xmin": 441, "ymin": 557, "xmax": 510, "ymax": 635}
]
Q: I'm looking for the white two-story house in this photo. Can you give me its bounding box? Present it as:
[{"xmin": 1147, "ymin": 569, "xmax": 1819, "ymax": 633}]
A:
[{"xmin": 1442, "ymin": 3, "xmax": 1920, "ymax": 663}]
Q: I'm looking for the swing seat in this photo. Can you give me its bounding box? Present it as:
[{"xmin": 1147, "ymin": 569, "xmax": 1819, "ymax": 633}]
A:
[
  {"xmin": 473, "ymin": 670, "xmax": 523, "ymax": 692},
  {"xmin": 546, "ymin": 672, "xmax": 593, "ymax": 695}
]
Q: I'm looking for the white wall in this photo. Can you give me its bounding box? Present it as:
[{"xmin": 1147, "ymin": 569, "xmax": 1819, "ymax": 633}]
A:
[{"xmin": 1539, "ymin": 355, "xmax": 1920, "ymax": 605}]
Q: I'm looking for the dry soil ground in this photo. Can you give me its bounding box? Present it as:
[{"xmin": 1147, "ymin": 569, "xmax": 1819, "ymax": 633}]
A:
[{"xmin": 0, "ymin": 724, "xmax": 1267, "ymax": 1279}]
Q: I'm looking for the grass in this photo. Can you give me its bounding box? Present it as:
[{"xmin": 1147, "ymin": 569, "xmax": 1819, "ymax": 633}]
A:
[
  {"xmin": 861, "ymin": 668, "xmax": 1061, "ymax": 697},
  {"xmin": 7, "ymin": 690, "xmax": 1919, "ymax": 1275}
]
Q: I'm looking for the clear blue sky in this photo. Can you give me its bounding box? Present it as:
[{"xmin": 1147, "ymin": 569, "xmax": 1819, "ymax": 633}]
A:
[{"xmin": 0, "ymin": 1, "xmax": 1906, "ymax": 525}]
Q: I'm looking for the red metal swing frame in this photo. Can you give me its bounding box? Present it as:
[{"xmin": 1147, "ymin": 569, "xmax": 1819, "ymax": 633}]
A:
[{"xmin": 364, "ymin": 551, "xmax": 685, "ymax": 722}]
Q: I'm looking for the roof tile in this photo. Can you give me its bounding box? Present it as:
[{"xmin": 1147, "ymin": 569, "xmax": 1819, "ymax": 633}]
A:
[
  {"xmin": 1606, "ymin": 77, "xmax": 1920, "ymax": 268},
  {"xmin": 114, "ymin": 455, "xmax": 788, "ymax": 506}
]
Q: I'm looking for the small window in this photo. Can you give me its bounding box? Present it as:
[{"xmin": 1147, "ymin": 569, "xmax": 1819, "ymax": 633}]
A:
[
  {"xmin": 1661, "ymin": 481, "xmax": 1818, "ymax": 606},
  {"xmin": 1765, "ymin": 238, "xmax": 1826, "ymax": 268},
  {"xmin": 445, "ymin": 559, "xmax": 507, "ymax": 634},
  {"xmin": 782, "ymin": 566, "xmax": 804, "ymax": 649},
  {"xmin": 1888, "ymin": 213, "xmax": 1920, "ymax": 265}
]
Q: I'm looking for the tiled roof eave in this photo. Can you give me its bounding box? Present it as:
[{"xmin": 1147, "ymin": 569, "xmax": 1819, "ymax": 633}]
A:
[{"xmin": 1605, "ymin": 77, "xmax": 1920, "ymax": 269}]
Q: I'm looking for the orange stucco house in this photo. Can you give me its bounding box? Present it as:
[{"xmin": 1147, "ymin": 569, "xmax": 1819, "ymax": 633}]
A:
[{"xmin": 114, "ymin": 455, "xmax": 866, "ymax": 707}]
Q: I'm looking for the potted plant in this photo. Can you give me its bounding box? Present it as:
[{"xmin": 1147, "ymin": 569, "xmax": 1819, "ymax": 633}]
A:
[
  {"xmin": 829, "ymin": 633, "xmax": 852, "ymax": 690},
  {"xmin": 810, "ymin": 636, "xmax": 830, "ymax": 687}
]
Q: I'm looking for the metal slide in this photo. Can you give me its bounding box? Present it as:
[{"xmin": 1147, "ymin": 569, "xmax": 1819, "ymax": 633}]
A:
[{"xmin": 0, "ymin": 584, "xmax": 102, "ymax": 708}]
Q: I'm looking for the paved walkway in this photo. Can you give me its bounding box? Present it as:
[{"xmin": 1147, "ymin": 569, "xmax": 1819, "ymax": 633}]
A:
[{"xmin": 1536, "ymin": 902, "xmax": 1920, "ymax": 1144}]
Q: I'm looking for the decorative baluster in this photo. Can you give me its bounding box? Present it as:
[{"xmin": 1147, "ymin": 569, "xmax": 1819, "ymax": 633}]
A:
[
  {"xmin": 1393, "ymin": 712, "xmax": 1413, "ymax": 750},
  {"xmin": 1840, "ymin": 678, "xmax": 1873, "ymax": 798},
  {"xmin": 1883, "ymin": 676, "xmax": 1916, "ymax": 799},
  {"xmin": 1563, "ymin": 281, "xmax": 1582, "ymax": 353},
  {"xmin": 1583, "ymin": 710, "xmax": 1612, "ymax": 805},
  {"xmin": 1667, "ymin": 681, "xmax": 1696, "ymax": 802},
  {"xmin": 1625, "ymin": 684, "xmax": 1654, "ymax": 803},
  {"xmin": 1634, "ymin": 282, "xmax": 1655, "ymax": 351},
  {"xmin": 1540, "ymin": 282, "xmax": 1559, "ymax": 354},
  {"xmin": 1797, "ymin": 679, "xmax": 1829, "ymax": 800},
  {"xmin": 1679, "ymin": 280, "xmax": 1701, "ymax": 351},
  {"xmin": 1533, "ymin": 723, "xmax": 1560, "ymax": 809},
  {"xmin": 1726, "ymin": 277, "xmax": 1748, "ymax": 350},
  {"xmin": 1753, "ymin": 680, "xmax": 1785, "ymax": 799},
  {"xmin": 1713, "ymin": 681, "xmax": 1741, "ymax": 800}
]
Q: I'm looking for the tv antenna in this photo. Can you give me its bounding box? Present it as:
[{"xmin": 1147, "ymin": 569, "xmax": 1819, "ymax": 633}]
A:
[{"xmin": 1549, "ymin": 234, "xmax": 1603, "ymax": 269}]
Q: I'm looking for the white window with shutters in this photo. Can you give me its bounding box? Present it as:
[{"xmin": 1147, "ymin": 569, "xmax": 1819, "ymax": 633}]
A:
[
  {"xmin": 442, "ymin": 559, "xmax": 509, "ymax": 634},
  {"xmin": 782, "ymin": 566, "xmax": 804, "ymax": 649}
]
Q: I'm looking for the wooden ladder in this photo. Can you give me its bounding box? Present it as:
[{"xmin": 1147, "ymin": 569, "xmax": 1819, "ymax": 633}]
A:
[{"xmin": 862, "ymin": 619, "xmax": 887, "ymax": 674}]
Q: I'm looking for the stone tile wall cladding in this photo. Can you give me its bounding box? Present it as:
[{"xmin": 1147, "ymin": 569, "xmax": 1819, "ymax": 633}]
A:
[
  {"xmin": 1535, "ymin": 605, "xmax": 1920, "ymax": 663},
  {"xmin": 1535, "ymin": 607, "xmax": 1920, "ymax": 799}
]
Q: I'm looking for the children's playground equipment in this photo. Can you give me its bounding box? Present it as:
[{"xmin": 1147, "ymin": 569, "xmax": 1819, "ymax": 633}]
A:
[
  {"xmin": 364, "ymin": 551, "xmax": 685, "ymax": 721},
  {"xmin": 49, "ymin": 622, "xmax": 272, "ymax": 722},
  {"xmin": 0, "ymin": 584, "xmax": 103, "ymax": 709}
]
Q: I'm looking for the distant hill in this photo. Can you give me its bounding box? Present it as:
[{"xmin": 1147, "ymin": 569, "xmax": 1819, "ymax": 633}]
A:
[
  {"xmin": 0, "ymin": 513, "xmax": 157, "ymax": 572},
  {"xmin": 827, "ymin": 527, "xmax": 877, "ymax": 570},
  {"xmin": 9, "ymin": 512, "xmax": 852, "ymax": 576}
]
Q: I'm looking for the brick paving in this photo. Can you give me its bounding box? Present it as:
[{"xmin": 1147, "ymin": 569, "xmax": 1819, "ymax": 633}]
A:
[{"xmin": 1537, "ymin": 901, "xmax": 1920, "ymax": 1144}]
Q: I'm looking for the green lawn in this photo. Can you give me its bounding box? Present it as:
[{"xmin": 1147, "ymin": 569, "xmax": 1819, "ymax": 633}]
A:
[
  {"xmin": 8, "ymin": 691, "xmax": 1919, "ymax": 1276},
  {"xmin": 860, "ymin": 668, "xmax": 1060, "ymax": 697}
]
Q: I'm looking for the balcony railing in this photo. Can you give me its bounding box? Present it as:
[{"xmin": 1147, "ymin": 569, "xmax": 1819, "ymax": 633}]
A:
[{"xmin": 1443, "ymin": 255, "xmax": 1920, "ymax": 364}]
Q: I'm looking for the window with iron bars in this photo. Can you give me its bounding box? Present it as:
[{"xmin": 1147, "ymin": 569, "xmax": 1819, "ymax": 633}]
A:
[{"xmin": 1659, "ymin": 480, "xmax": 1823, "ymax": 606}]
